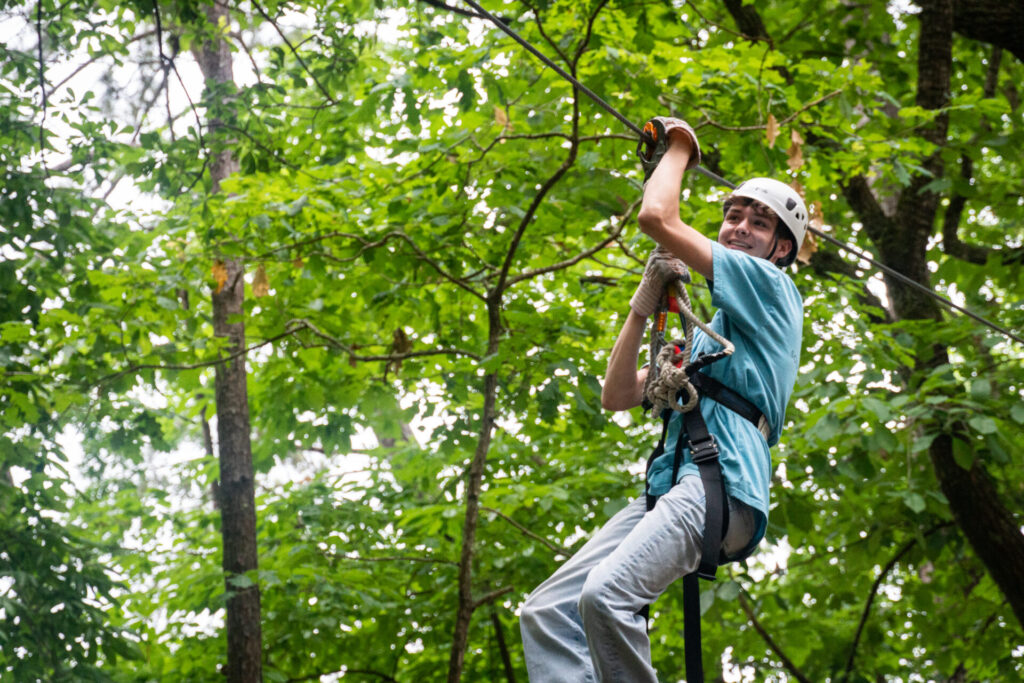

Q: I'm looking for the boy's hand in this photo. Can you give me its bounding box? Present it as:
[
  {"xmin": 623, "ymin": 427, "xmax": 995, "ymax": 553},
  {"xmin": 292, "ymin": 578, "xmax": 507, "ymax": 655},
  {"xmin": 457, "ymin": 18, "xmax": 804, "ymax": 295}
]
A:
[
  {"xmin": 630, "ymin": 246, "xmax": 691, "ymax": 317},
  {"xmin": 638, "ymin": 116, "xmax": 701, "ymax": 182}
]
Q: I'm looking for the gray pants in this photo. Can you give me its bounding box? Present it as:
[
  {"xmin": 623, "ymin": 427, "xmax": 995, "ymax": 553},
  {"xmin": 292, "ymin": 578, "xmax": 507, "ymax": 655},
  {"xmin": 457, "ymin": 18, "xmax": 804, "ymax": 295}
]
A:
[{"xmin": 519, "ymin": 475, "xmax": 756, "ymax": 683}]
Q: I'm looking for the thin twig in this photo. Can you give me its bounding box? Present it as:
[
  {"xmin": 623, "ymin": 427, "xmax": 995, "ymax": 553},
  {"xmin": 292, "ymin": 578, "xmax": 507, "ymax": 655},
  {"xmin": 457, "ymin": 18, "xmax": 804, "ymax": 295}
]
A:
[
  {"xmin": 528, "ymin": 2, "xmax": 570, "ymax": 65},
  {"xmin": 251, "ymin": 0, "xmax": 337, "ymax": 104},
  {"xmin": 506, "ymin": 196, "xmax": 639, "ymax": 286},
  {"xmin": 167, "ymin": 56, "xmax": 208, "ymax": 192},
  {"xmin": 291, "ymin": 317, "xmax": 482, "ymax": 362},
  {"xmin": 841, "ymin": 523, "xmax": 952, "ymax": 681},
  {"xmin": 50, "ymin": 30, "xmax": 157, "ymax": 92},
  {"xmin": 221, "ymin": 122, "xmax": 323, "ymax": 179},
  {"xmin": 230, "ymin": 30, "xmax": 263, "ymax": 84},
  {"xmin": 571, "ymin": 0, "xmax": 611, "ymax": 69},
  {"xmin": 36, "ymin": 0, "xmax": 47, "ymax": 168},
  {"xmin": 287, "ymin": 669, "xmax": 398, "ymax": 683},
  {"xmin": 492, "ymin": 102, "xmax": 580, "ymax": 297},
  {"xmin": 737, "ymin": 590, "xmax": 813, "ymax": 683},
  {"xmin": 335, "ymin": 554, "xmax": 457, "ymax": 566},
  {"xmin": 480, "ymin": 506, "xmax": 568, "ymax": 556},
  {"xmin": 472, "ymin": 585, "xmax": 514, "ymax": 610},
  {"xmin": 417, "ymin": 0, "xmax": 488, "ymax": 20},
  {"xmin": 95, "ymin": 326, "xmax": 301, "ymax": 387},
  {"xmin": 695, "ymin": 89, "xmax": 843, "ymax": 132}
]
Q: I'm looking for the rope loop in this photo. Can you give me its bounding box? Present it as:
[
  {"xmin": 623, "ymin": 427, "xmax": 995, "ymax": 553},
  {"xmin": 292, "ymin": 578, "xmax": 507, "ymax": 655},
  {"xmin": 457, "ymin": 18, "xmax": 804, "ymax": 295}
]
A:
[
  {"xmin": 643, "ymin": 283, "xmax": 735, "ymax": 416},
  {"xmin": 648, "ymin": 343, "xmax": 698, "ymax": 415}
]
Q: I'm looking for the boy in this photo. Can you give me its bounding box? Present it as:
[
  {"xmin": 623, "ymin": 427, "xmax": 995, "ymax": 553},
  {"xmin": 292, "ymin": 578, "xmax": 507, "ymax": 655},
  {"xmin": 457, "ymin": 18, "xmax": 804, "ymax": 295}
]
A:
[{"xmin": 520, "ymin": 117, "xmax": 807, "ymax": 682}]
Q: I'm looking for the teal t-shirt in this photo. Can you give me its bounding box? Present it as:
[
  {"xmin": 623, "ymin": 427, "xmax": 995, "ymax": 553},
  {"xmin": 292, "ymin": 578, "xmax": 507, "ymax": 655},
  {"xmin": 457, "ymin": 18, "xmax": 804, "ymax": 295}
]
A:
[{"xmin": 645, "ymin": 241, "xmax": 803, "ymax": 558}]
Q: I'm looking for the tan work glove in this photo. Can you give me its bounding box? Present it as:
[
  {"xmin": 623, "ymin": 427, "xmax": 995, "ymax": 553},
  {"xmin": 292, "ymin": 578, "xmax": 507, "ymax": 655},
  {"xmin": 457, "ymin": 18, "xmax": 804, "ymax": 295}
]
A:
[
  {"xmin": 638, "ymin": 116, "xmax": 701, "ymax": 182},
  {"xmin": 629, "ymin": 246, "xmax": 690, "ymax": 318}
]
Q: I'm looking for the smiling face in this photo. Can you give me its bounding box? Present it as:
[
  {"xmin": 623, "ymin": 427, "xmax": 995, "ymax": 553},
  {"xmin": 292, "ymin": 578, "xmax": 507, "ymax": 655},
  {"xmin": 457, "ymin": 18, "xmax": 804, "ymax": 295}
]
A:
[{"xmin": 718, "ymin": 197, "xmax": 794, "ymax": 265}]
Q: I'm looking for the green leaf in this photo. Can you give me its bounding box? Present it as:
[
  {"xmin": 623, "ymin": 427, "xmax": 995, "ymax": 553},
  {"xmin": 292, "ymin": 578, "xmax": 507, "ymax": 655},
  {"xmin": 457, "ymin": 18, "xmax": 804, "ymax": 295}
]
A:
[
  {"xmin": 952, "ymin": 437, "xmax": 975, "ymax": 470},
  {"xmin": 911, "ymin": 433, "xmax": 937, "ymax": 453},
  {"xmin": 699, "ymin": 586, "xmax": 715, "ymax": 616},
  {"xmin": 902, "ymin": 491, "xmax": 927, "ymax": 514},
  {"xmin": 967, "ymin": 415, "xmax": 998, "ymax": 435},
  {"xmin": 968, "ymin": 379, "xmax": 991, "ymax": 400},
  {"xmin": 227, "ymin": 573, "xmax": 256, "ymax": 589},
  {"xmin": 717, "ymin": 580, "xmax": 740, "ymax": 602}
]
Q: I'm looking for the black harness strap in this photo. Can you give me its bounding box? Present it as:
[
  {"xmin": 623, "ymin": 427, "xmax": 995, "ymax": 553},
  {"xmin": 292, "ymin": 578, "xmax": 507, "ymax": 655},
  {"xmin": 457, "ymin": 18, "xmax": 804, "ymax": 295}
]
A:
[
  {"xmin": 688, "ymin": 371, "xmax": 763, "ymax": 433},
  {"xmin": 643, "ymin": 368, "xmax": 765, "ymax": 683}
]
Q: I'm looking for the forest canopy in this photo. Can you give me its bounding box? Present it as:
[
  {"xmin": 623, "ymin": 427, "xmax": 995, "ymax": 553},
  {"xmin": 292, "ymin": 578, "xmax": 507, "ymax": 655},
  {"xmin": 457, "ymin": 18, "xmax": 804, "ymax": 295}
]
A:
[{"xmin": 1, "ymin": 0, "xmax": 1022, "ymax": 681}]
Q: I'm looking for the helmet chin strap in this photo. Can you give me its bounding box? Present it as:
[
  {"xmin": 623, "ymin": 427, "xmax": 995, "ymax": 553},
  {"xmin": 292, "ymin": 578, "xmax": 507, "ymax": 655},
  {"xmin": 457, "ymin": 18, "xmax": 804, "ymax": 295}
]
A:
[{"xmin": 767, "ymin": 232, "xmax": 781, "ymax": 263}]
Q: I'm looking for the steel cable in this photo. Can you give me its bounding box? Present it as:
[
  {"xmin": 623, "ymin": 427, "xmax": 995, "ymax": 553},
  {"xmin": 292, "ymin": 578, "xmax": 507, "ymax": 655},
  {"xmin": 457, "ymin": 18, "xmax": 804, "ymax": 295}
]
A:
[{"xmin": 459, "ymin": 0, "xmax": 1023, "ymax": 347}]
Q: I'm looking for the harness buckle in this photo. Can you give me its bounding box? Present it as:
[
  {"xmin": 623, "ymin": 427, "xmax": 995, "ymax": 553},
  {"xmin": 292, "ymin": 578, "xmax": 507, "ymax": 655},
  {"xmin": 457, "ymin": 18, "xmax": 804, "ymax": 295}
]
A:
[{"xmin": 688, "ymin": 435, "xmax": 719, "ymax": 464}]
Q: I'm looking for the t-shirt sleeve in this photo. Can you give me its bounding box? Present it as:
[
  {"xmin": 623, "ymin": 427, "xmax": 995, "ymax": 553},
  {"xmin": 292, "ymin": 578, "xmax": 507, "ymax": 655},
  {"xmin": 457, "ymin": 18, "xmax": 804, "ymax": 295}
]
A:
[{"xmin": 708, "ymin": 241, "xmax": 803, "ymax": 337}]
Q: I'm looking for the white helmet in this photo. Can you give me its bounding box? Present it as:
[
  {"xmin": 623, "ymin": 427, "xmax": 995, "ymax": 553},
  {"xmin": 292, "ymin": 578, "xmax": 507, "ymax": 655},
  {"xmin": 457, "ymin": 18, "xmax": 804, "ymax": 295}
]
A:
[{"xmin": 727, "ymin": 178, "xmax": 808, "ymax": 265}]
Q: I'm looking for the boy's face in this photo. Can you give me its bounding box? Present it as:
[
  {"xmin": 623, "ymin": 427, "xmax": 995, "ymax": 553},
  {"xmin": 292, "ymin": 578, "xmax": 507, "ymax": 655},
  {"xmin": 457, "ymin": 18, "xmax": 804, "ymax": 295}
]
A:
[{"xmin": 718, "ymin": 199, "xmax": 793, "ymax": 265}]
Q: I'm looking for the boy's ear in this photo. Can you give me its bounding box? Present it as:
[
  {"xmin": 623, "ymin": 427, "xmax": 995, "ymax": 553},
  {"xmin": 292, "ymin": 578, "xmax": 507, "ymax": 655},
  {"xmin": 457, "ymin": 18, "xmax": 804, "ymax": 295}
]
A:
[{"xmin": 772, "ymin": 236, "xmax": 794, "ymax": 264}]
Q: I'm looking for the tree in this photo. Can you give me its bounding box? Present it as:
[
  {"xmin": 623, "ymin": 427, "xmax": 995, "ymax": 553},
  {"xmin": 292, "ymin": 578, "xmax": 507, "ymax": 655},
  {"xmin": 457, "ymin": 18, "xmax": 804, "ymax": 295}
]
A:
[
  {"xmin": 192, "ymin": 1, "xmax": 263, "ymax": 679},
  {"xmin": 1, "ymin": 0, "xmax": 1021, "ymax": 681}
]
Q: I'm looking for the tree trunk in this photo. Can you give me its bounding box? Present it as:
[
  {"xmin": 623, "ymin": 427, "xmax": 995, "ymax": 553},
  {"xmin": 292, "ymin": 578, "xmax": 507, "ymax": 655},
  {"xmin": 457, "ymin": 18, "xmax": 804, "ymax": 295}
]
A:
[
  {"xmin": 953, "ymin": 0, "xmax": 1024, "ymax": 62},
  {"xmin": 890, "ymin": 0, "xmax": 1024, "ymax": 629},
  {"xmin": 194, "ymin": 4, "xmax": 263, "ymax": 680}
]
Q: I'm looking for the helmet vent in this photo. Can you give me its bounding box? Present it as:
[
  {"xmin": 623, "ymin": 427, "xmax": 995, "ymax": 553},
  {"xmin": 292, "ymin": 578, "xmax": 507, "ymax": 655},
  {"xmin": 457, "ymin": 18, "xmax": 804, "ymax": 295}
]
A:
[{"xmin": 785, "ymin": 198, "xmax": 797, "ymax": 211}]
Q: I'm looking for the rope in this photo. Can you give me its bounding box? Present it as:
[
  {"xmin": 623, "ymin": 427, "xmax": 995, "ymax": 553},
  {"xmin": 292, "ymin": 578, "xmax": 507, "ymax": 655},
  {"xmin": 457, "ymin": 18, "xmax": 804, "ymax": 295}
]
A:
[
  {"xmin": 459, "ymin": 0, "xmax": 1023, "ymax": 348},
  {"xmin": 643, "ymin": 283, "xmax": 735, "ymax": 416}
]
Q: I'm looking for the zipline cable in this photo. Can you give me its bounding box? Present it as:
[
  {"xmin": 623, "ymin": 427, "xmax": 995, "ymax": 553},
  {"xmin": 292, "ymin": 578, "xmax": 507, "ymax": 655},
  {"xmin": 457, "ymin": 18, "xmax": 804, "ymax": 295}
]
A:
[
  {"xmin": 460, "ymin": 0, "xmax": 1024, "ymax": 347},
  {"xmin": 460, "ymin": 0, "xmax": 734, "ymax": 189}
]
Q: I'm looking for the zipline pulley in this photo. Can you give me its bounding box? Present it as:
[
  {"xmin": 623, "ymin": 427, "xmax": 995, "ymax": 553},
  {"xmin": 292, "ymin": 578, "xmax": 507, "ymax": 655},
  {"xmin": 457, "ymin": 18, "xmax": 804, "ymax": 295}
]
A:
[{"xmin": 458, "ymin": 0, "xmax": 1023, "ymax": 347}]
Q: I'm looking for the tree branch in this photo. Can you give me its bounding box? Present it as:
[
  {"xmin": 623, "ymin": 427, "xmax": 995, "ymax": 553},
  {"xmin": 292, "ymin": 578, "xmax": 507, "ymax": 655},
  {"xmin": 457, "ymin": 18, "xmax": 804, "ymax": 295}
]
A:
[
  {"xmin": 481, "ymin": 506, "xmax": 568, "ymax": 557},
  {"xmin": 50, "ymin": 29, "xmax": 157, "ymax": 92},
  {"xmin": 841, "ymin": 523, "xmax": 952, "ymax": 681},
  {"xmin": 571, "ymin": 0, "xmax": 611, "ymax": 70},
  {"xmin": 334, "ymin": 553, "xmax": 457, "ymax": 566},
  {"xmin": 220, "ymin": 122, "xmax": 324, "ymax": 179},
  {"xmin": 36, "ymin": 0, "xmax": 47, "ymax": 165},
  {"xmin": 806, "ymin": 248, "xmax": 893, "ymax": 323},
  {"xmin": 506, "ymin": 196, "xmax": 638, "ymax": 287},
  {"xmin": 490, "ymin": 608, "xmax": 517, "ymax": 683},
  {"xmin": 737, "ymin": 591, "xmax": 813, "ymax": 683},
  {"xmin": 95, "ymin": 325, "xmax": 301, "ymax": 387},
  {"xmin": 492, "ymin": 92, "xmax": 581, "ymax": 298},
  {"xmin": 391, "ymin": 231, "xmax": 488, "ymax": 301},
  {"xmin": 694, "ymin": 89, "xmax": 843, "ymax": 132},
  {"xmin": 449, "ymin": 11, "xmax": 590, "ymax": 679},
  {"xmin": 940, "ymin": 47, "xmax": 1023, "ymax": 266},
  {"xmin": 417, "ymin": 0, "xmax": 489, "ymax": 20},
  {"xmin": 527, "ymin": 2, "xmax": 571, "ymax": 66},
  {"xmin": 472, "ymin": 585, "xmax": 514, "ymax": 611},
  {"xmin": 288, "ymin": 669, "xmax": 398, "ymax": 683},
  {"xmin": 721, "ymin": 0, "xmax": 773, "ymax": 43},
  {"xmin": 250, "ymin": 0, "xmax": 337, "ymax": 105},
  {"xmin": 253, "ymin": 229, "xmax": 487, "ymax": 300},
  {"xmin": 290, "ymin": 317, "xmax": 482, "ymax": 362}
]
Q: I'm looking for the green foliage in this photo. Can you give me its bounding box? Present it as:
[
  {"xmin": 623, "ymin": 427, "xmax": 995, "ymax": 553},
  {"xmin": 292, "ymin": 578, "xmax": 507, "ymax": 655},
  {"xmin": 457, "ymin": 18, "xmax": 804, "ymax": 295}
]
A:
[{"xmin": 2, "ymin": 0, "xmax": 1022, "ymax": 681}]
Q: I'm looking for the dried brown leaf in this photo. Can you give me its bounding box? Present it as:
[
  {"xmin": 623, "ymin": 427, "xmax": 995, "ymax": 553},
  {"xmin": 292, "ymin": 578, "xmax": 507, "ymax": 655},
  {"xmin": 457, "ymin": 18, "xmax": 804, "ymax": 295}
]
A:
[
  {"xmin": 787, "ymin": 129, "xmax": 804, "ymax": 172},
  {"xmin": 392, "ymin": 328, "xmax": 412, "ymax": 355},
  {"xmin": 809, "ymin": 200, "xmax": 824, "ymax": 228},
  {"xmin": 253, "ymin": 263, "xmax": 270, "ymax": 298},
  {"xmin": 494, "ymin": 105, "xmax": 509, "ymax": 130},
  {"xmin": 212, "ymin": 259, "xmax": 228, "ymax": 294},
  {"xmin": 796, "ymin": 230, "xmax": 818, "ymax": 265},
  {"xmin": 765, "ymin": 113, "xmax": 779, "ymax": 149}
]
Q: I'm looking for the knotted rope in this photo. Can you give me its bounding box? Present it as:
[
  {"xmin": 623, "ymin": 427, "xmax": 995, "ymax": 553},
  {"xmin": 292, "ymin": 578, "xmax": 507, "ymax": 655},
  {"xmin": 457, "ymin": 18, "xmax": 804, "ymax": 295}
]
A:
[{"xmin": 643, "ymin": 280, "xmax": 735, "ymax": 416}]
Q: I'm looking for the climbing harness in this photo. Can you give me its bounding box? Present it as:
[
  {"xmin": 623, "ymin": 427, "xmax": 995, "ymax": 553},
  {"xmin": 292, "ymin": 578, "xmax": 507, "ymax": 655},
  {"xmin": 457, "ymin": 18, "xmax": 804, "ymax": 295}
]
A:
[
  {"xmin": 637, "ymin": 265, "xmax": 766, "ymax": 683},
  {"xmin": 457, "ymin": 0, "xmax": 1024, "ymax": 347}
]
